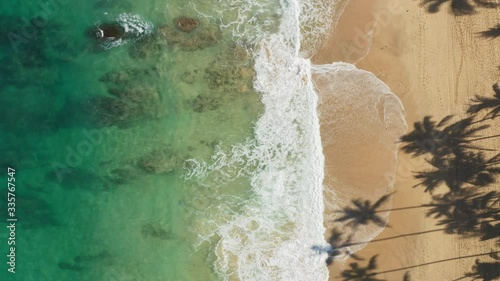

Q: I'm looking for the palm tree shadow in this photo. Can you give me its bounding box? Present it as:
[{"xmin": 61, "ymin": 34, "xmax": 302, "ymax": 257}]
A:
[
  {"xmin": 425, "ymin": 190, "xmax": 500, "ymax": 237},
  {"xmin": 400, "ymin": 115, "xmax": 492, "ymax": 159},
  {"xmin": 468, "ymin": 83, "xmax": 500, "ymax": 120},
  {"xmin": 339, "ymin": 255, "xmax": 411, "ymax": 281},
  {"xmin": 479, "ymin": 24, "xmax": 500, "ymax": 39},
  {"xmin": 339, "ymin": 255, "xmax": 382, "ymax": 281},
  {"xmin": 334, "ymin": 193, "xmax": 393, "ymax": 228},
  {"xmin": 456, "ymin": 253, "xmax": 500, "ymax": 281},
  {"xmin": 312, "ymin": 227, "xmax": 363, "ymax": 265},
  {"xmin": 421, "ymin": 0, "xmax": 473, "ymax": 15},
  {"xmin": 420, "ymin": 0, "xmax": 499, "ymax": 15},
  {"xmin": 413, "ymin": 152, "xmax": 500, "ymax": 193}
]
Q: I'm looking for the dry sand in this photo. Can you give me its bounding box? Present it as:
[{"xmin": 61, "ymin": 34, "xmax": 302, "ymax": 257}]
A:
[{"xmin": 312, "ymin": 0, "xmax": 500, "ymax": 280}]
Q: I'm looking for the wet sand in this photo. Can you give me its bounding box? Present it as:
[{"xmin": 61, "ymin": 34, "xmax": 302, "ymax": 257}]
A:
[{"xmin": 313, "ymin": 0, "xmax": 500, "ymax": 280}]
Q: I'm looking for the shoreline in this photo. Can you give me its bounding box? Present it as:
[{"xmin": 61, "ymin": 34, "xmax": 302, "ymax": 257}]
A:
[{"xmin": 314, "ymin": 0, "xmax": 500, "ymax": 280}]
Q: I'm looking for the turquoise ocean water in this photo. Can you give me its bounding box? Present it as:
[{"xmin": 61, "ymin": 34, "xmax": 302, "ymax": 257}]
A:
[
  {"xmin": 0, "ymin": 0, "xmax": 263, "ymax": 280},
  {"xmin": 0, "ymin": 0, "xmax": 408, "ymax": 280}
]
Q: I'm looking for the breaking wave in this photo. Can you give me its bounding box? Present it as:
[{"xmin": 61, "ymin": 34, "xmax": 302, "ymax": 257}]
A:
[{"xmin": 185, "ymin": 0, "xmax": 407, "ymax": 279}]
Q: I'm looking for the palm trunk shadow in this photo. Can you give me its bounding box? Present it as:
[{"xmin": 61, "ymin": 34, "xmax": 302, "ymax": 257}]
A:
[
  {"xmin": 375, "ymin": 251, "xmax": 500, "ymax": 275},
  {"xmin": 376, "ymin": 205, "xmax": 429, "ymax": 212},
  {"xmin": 341, "ymin": 228, "xmax": 447, "ymax": 248}
]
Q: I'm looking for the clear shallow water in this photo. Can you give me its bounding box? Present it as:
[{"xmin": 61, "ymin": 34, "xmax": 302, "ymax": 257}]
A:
[
  {"xmin": 0, "ymin": 0, "xmax": 406, "ymax": 280},
  {"xmin": 0, "ymin": 0, "xmax": 260, "ymax": 280}
]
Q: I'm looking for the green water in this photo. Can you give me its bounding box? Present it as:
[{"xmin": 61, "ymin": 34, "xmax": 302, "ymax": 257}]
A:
[{"xmin": 0, "ymin": 0, "xmax": 262, "ymax": 280}]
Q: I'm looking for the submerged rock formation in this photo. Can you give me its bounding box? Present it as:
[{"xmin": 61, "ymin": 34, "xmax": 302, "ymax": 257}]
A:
[
  {"xmin": 189, "ymin": 45, "xmax": 256, "ymax": 112},
  {"xmin": 106, "ymin": 167, "xmax": 136, "ymax": 185},
  {"xmin": 85, "ymin": 96, "xmax": 142, "ymax": 128},
  {"xmin": 99, "ymin": 67, "xmax": 160, "ymax": 84},
  {"xmin": 59, "ymin": 250, "xmax": 113, "ymax": 272},
  {"xmin": 141, "ymin": 223, "xmax": 174, "ymax": 240},
  {"xmin": 137, "ymin": 148, "xmax": 184, "ymax": 174},
  {"xmin": 108, "ymin": 86, "xmax": 159, "ymax": 104},
  {"xmin": 204, "ymin": 45, "xmax": 255, "ymax": 92},
  {"xmin": 88, "ymin": 67, "xmax": 164, "ymax": 127},
  {"xmin": 191, "ymin": 93, "xmax": 223, "ymax": 112},
  {"xmin": 130, "ymin": 16, "xmax": 220, "ymax": 58},
  {"xmin": 173, "ymin": 17, "xmax": 198, "ymax": 33},
  {"xmin": 160, "ymin": 25, "xmax": 220, "ymax": 51},
  {"xmin": 108, "ymin": 86, "xmax": 161, "ymax": 118}
]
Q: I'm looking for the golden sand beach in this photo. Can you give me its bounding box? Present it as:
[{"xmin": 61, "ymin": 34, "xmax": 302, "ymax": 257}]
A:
[{"xmin": 313, "ymin": 0, "xmax": 500, "ymax": 280}]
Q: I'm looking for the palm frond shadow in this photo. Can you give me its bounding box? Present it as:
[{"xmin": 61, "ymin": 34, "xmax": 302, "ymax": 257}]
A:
[
  {"xmin": 413, "ymin": 152, "xmax": 500, "ymax": 193},
  {"xmin": 468, "ymin": 83, "xmax": 500, "ymax": 120},
  {"xmin": 420, "ymin": 0, "xmax": 499, "ymax": 15},
  {"xmin": 338, "ymin": 255, "xmax": 410, "ymax": 281},
  {"xmin": 460, "ymin": 252, "xmax": 500, "ymax": 281},
  {"xmin": 376, "ymin": 251, "xmax": 500, "ymax": 275},
  {"xmin": 327, "ymin": 191, "xmax": 499, "ymax": 249},
  {"xmin": 479, "ymin": 24, "xmax": 500, "ymax": 39},
  {"xmin": 334, "ymin": 193, "xmax": 393, "ymax": 228},
  {"xmin": 312, "ymin": 227, "xmax": 363, "ymax": 265},
  {"xmin": 426, "ymin": 190, "xmax": 500, "ymax": 239},
  {"xmin": 400, "ymin": 115, "xmax": 494, "ymax": 159}
]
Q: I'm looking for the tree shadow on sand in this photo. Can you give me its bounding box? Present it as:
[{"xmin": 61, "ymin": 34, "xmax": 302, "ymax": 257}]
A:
[
  {"xmin": 334, "ymin": 193, "xmax": 393, "ymax": 228},
  {"xmin": 400, "ymin": 115, "xmax": 494, "ymax": 159},
  {"xmin": 419, "ymin": 0, "xmax": 500, "ymax": 44},
  {"xmin": 459, "ymin": 252, "xmax": 500, "ymax": 281},
  {"xmin": 468, "ymin": 83, "xmax": 500, "ymax": 120},
  {"xmin": 329, "ymin": 191, "xmax": 499, "ymax": 246},
  {"xmin": 420, "ymin": 0, "xmax": 499, "ymax": 15},
  {"xmin": 375, "ymin": 251, "xmax": 500, "ymax": 276},
  {"xmin": 478, "ymin": 24, "xmax": 500, "ymax": 39},
  {"xmin": 413, "ymin": 152, "xmax": 500, "ymax": 193},
  {"xmin": 339, "ymin": 255, "xmax": 411, "ymax": 281},
  {"xmin": 426, "ymin": 190, "xmax": 500, "ymax": 237},
  {"xmin": 312, "ymin": 227, "xmax": 363, "ymax": 265}
]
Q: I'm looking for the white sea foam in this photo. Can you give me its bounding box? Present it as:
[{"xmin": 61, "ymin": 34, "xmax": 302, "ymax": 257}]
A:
[
  {"xmin": 187, "ymin": 0, "xmax": 333, "ymax": 279},
  {"xmin": 186, "ymin": 0, "xmax": 407, "ymax": 279}
]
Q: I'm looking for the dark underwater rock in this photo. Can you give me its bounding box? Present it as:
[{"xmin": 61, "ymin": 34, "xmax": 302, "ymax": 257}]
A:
[
  {"xmin": 106, "ymin": 167, "xmax": 136, "ymax": 185},
  {"xmin": 180, "ymin": 70, "xmax": 198, "ymax": 84},
  {"xmin": 84, "ymin": 96, "xmax": 142, "ymax": 128},
  {"xmin": 191, "ymin": 93, "xmax": 223, "ymax": 112},
  {"xmin": 137, "ymin": 149, "xmax": 183, "ymax": 174},
  {"xmin": 130, "ymin": 18, "xmax": 220, "ymax": 57},
  {"xmin": 99, "ymin": 67, "xmax": 160, "ymax": 84},
  {"xmin": 129, "ymin": 34, "xmax": 167, "ymax": 59},
  {"xmin": 141, "ymin": 223, "xmax": 174, "ymax": 240},
  {"xmin": 92, "ymin": 68, "xmax": 163, "ymax": 127},
  {"xmin": 173, "ymin": 17, "xmax": 198, "ymax": 33},
  {"xmin": 158, "ymin": 21, "xmax": 221, "ymax": 51},
  {"xmin": 108, "ymin": 86, "xmax": 159, "ymax": 105},
  {"xmin": 74, "ymin": 250, "xmax": 112, "ymax": 264},
  {"xmin": 203, "ymin": 45, "xmax": 255, "ymax": 94},
  {"xmin": 108, "ymin": 86, "xmax": 161, "ymax": 119},
  {"xmin": 91, "ymin": 23, "xmax": 125, "ymax": 42}
]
